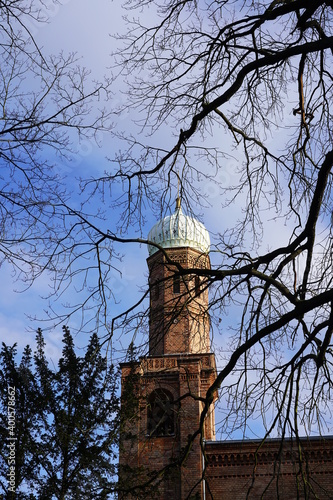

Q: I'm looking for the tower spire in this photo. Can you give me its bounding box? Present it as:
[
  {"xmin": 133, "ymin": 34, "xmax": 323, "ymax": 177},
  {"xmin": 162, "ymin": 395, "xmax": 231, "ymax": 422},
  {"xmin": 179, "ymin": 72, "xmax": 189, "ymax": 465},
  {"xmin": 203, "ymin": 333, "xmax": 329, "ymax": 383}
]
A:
[{"xmin": 176, "ymin": 170, "xmax": 181, "ymax": 209}]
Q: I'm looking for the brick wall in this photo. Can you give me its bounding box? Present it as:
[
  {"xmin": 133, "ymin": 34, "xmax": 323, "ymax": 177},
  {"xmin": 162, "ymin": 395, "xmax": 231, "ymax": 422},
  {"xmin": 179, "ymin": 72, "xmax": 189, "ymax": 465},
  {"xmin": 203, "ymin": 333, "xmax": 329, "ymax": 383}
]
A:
[
  {"xmin": 205, "ymin": 437, "xmax": 333, "ymax": 500},
  {"xmin": 119, "ymin": 354, "xmax": 217, "ymax": 499},
  {"xmin": 147, "ymin": 247, "xmax": 210, "ymax": 356},
  {"xmin": 119, "ymin": 245, "xmax": 333, "ymax": 500}
]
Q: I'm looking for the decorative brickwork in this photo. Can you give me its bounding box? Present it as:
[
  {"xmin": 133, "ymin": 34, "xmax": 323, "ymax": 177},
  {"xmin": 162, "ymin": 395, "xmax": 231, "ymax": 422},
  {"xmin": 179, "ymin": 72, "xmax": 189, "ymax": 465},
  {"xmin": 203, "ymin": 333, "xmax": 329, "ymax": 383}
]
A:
[
  {"xmin": 119, "ymin": 222, "xmax": 333, "ymax": 499},
  {"xmin": 119, "ymin": 243, "xmax": 216, "ymax": 499},
  {"xmin": 205, "ymin": 438, "xmax": 333, "ymax": 499},
  {"xmin": 119, "ymin": 353, "xmax": 217, "ymax": 499},
  {"xmin": 147, "ymin": 247, "xmax": 211, "ymax": 356}
]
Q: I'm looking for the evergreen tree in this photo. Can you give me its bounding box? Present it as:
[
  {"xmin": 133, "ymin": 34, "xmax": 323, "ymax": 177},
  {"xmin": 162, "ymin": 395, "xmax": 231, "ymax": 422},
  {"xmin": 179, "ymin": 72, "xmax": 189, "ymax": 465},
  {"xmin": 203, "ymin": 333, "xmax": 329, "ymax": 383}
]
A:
[
  {"xmin": 0, "ymin": 343, "xmax": 39, "ymax": 498},
  {"xmin": 0, "ymin": 328, "xmax": 119, "ymax": 499}
]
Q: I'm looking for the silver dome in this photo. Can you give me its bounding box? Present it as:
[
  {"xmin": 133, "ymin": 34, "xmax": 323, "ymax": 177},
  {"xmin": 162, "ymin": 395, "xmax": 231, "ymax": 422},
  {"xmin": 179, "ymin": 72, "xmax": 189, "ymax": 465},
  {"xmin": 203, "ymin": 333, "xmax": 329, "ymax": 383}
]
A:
[{"xmin": 147, "ymin": 200, "xmax": 210, "ymax": 256}]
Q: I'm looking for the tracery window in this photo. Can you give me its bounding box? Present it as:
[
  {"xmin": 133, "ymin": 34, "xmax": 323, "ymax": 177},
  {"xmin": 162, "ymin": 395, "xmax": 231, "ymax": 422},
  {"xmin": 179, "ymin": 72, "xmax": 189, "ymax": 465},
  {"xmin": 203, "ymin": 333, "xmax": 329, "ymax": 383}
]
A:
[{"xmin": 147, "ymin": 389, "xmax": 175, "ymax": 437}]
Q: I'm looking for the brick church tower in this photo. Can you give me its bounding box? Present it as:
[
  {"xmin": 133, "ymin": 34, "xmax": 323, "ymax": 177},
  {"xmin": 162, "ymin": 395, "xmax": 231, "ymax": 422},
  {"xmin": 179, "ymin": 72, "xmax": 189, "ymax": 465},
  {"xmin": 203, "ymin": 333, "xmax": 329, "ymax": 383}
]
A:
[{"xmin": 119, "ymin": 199, "xmax": 217, "ymax": 499}]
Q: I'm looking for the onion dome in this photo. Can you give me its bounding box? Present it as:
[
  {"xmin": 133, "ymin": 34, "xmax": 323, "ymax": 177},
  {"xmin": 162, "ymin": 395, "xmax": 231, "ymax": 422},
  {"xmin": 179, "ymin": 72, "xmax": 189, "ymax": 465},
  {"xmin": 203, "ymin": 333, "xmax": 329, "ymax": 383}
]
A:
[{"xmin": 147, "ymin": 198, "xmax": 210, "ymax": 256}]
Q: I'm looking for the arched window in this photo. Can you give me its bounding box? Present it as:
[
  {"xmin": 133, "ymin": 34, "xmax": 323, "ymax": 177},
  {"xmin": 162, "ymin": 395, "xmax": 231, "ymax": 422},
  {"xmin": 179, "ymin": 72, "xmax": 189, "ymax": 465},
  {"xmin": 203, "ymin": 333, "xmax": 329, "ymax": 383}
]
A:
[{"xmin": 147, "ymin": 389, "xmax": 175, "ymax": 437}]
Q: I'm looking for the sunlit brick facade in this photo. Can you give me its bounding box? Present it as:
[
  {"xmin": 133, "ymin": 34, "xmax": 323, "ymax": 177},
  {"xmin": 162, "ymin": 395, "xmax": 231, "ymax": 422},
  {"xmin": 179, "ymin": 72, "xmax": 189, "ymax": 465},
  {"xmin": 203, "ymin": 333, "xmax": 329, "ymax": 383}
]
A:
[{"xmin": 119, "ymin": 201, "xmax": 333, "ymax": 499}]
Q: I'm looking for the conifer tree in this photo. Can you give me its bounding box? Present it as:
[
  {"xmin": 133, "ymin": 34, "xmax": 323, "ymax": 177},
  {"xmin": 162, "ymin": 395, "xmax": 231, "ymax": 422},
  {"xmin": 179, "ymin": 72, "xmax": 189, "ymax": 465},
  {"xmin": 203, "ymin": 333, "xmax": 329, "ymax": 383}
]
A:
[
  {"xmin": 0, "ymin": 343, "xmax": 39, "ymax": 498},
  {"xmin": 0, "ymin": 328, "xmax": 119, "ymax": 499}
]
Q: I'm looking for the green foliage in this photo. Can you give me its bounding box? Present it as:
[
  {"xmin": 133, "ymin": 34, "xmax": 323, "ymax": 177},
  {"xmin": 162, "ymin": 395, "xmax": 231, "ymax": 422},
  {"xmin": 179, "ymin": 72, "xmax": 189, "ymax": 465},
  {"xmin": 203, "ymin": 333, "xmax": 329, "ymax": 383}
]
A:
[{"xmin": 0, "ymin": 328, "xmax": 119, "ymax": 499}]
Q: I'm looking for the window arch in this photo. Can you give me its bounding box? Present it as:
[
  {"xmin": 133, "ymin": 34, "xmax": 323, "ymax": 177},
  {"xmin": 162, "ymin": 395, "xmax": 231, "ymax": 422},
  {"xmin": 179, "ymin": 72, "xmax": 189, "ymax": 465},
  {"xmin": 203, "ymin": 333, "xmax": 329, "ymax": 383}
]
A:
[{"xmin": 147, "ymin": 389, "xmax": 175, "ymax": 437}]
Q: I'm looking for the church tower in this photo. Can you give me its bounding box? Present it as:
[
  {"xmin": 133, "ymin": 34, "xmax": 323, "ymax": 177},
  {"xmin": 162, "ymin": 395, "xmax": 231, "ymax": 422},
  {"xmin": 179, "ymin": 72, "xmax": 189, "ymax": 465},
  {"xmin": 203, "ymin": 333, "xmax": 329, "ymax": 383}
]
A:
[{"xmin": 119, "ymin": 199, "xmax": 217, "ymax": 499}]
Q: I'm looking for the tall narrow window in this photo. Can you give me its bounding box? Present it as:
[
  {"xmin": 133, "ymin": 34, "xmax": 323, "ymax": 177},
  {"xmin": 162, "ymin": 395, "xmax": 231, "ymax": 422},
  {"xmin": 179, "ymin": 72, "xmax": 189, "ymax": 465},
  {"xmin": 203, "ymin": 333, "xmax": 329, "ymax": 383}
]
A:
[
  {"xmin": 195, "ymin": 276, "xmax": 201, "ymax": 296},
  {"xmin": 173, "ymin": 274, "xmax": 180, "ymax": 294},
  {"xmin": 154, "ymin": 281, "xmax": 160, "ymax": 300},
  {"xmin": 147, "ymin": 389, "xmax": 175, "ymax": 437}
]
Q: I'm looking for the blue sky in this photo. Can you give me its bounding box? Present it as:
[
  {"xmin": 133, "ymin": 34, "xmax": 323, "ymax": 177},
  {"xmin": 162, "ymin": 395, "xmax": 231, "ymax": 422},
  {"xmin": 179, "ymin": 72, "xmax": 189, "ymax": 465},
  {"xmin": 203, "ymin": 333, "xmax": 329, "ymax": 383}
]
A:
[
  {"xmin": 0, "ymin": 0, "xmax": 210, "ymax": 355},
  {"xmin": 0, "ymin": 0, "xmax": 291, "ymax": 362},
  {"xmin": 2, "ymin": 0, "xmax": 329, "ymax": 442},
  {"xmin": 0, "ymin": 1, "xmax": 134, "ymax": 357}
]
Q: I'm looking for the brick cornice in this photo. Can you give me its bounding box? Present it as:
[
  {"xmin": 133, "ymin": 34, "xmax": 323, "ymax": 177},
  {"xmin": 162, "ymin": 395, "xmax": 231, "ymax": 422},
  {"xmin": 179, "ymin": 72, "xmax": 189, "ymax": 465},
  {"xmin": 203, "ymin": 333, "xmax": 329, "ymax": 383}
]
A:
[{"xmin": 206, "ymin": 436, "xmax": 333, "ymax": 468}]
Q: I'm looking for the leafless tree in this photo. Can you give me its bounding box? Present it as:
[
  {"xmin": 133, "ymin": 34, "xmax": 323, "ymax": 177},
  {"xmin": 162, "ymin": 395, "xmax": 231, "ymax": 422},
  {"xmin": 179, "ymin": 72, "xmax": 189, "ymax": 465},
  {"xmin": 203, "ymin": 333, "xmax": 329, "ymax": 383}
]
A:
[
  {"xmin": 91, "ymin": 0, "xmax": 333, "ymax": 435},
  {"xmin": 2, "ymin": 0, "xmax": 333, "ymax": 494},
  {"xmin": 0, "ymin": 0, "xmax": 112, "ymax": 310},
  {"xmin": 90, "ymin": 0, "xmax": 333, "ymax": 495}
]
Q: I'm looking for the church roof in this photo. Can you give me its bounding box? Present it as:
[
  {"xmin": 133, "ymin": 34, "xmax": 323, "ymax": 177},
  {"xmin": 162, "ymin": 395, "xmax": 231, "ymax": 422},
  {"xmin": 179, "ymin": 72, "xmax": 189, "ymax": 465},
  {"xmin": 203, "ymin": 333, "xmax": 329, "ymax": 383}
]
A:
[{"xmin": 147, "ymin": 199, "xmax": 210, "ymax": 256}]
